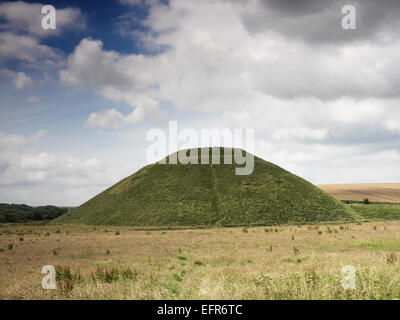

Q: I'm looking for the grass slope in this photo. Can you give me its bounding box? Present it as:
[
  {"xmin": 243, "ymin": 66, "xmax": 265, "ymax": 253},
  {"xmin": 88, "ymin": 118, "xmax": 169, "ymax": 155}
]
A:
[
  {"xmin": 55, "ymin": 148, "xmax": 359, "ymax": 227},
  {"xmin": 347, "ymin": 202, "xmax": 400, "ymax": 221}
]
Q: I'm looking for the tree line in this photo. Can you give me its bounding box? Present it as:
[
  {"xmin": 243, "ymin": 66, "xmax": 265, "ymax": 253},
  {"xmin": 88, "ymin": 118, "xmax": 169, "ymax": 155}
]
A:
[{"xmin": 0, "ymin": 203, "xmax": 68, "ymax": 223}]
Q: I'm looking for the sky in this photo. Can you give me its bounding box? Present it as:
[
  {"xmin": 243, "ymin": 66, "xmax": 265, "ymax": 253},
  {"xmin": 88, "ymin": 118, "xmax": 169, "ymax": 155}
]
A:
[{"xmin": 1, "ymin": 0, "xmax": 400, "ymax": 206}]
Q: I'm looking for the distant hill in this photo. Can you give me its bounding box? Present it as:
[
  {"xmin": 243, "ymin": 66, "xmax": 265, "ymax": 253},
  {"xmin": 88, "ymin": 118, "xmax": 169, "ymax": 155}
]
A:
[
  {"xmin": 0, "ymin": 204, "xmax": 68, "ymax": 223},
  {"xmin": 318, "ymin": 183, "xmax": 400, "ymax": 203},
  {"xmin": 55, "ymin": 148, "xmax": 360, "ymax": 227}
]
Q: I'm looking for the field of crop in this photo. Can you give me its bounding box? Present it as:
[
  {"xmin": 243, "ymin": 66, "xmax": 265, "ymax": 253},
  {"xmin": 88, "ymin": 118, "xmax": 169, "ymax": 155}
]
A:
[
  {"xmin": 2, "ymin": 204, "xmax": 400, "ymax": 300},
  {"xmin": 318, "ymin": 183, "xmax": 400, "ymax": 203}
]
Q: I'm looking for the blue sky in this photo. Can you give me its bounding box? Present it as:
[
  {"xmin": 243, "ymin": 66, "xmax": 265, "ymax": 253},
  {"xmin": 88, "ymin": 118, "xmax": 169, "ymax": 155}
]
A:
[{"xmin": 1, "ymin": 0, "xmax": 400, "ymax": 205}]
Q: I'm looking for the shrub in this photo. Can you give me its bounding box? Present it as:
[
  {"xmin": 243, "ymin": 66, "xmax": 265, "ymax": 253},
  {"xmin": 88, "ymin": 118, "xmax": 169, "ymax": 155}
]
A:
[
  {"xmin": 242, "ymin": 228, "xmax": 248, "ymax": 233},
  {"xmin": 8, "ymin": 243, "xmax": 13, "ymax": 250},
  {"xmin": 115, "ymin": 231, "xmax": 120, "ymax": 236},
  {"xmin": 363, "ymin": 198, "xmax": 370, "ymax": 204}
]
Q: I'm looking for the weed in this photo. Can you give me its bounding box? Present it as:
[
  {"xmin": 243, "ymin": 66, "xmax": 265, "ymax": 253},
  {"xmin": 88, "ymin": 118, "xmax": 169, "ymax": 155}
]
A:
[
  {"xmin": 194, "ymin": 260, "xmax": 204, "ymax": 266},
  {"xmin": 387, "ymin": 253, "xmax": 397, "ymax": 265},
  {"xmin": 93, "ymin": 266, "xmax": 137, "ymax": 283}
]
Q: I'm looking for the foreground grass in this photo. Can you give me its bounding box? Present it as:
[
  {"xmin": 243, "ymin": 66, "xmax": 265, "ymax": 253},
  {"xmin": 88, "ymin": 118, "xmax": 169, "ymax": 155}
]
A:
[{"xmin": 2, "ymin": 221, "xmax": 400, "ymax": 299}]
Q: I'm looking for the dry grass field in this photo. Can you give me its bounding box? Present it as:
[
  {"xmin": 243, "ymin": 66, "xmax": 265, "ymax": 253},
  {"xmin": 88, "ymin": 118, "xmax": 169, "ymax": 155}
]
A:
[
  {"xmin": 318, "ymin": 183, "xmax": 400, "ymax": 203},
  {"xmin": 2, "ymin": 221, "xmax": 400, "ymax": 299}
]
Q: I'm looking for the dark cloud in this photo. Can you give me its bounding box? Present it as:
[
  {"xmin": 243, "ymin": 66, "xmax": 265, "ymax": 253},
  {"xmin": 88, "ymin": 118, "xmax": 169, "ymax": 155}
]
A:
[{"xmin": 241, "ymin": 0, "xmax": 400, "ymax": 44}]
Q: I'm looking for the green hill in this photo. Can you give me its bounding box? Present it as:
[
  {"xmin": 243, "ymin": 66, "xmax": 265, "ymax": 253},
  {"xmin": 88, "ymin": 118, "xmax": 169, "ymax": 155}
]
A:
[{"xmin": 54, "ymin": 147, "xmax": 360, "ymax": 227}]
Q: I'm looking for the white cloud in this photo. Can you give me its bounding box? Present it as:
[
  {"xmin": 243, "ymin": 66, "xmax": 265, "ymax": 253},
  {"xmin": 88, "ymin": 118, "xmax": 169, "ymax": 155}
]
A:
[
  {"xmin": 0, "ymin": 130, "xmax": 119, "ymax": 206},
  {"xmin": 54, "ymin": 0, "xmax": 400, "ymax": 187},
  {"xmin": 61, "ymin": 38, "xmax": 166, "ymax": 127},
  {"xmin": 13, "ymin": 71, "xmax": 31, "ymax": 89},
  {"xmin": 0, "ymin": 1, "xmax": 85, "ymax": 37},
  {"xmin": 0, "ymin": 68, "xmax": 32, "ymax": 89},
  {"xmin": 0, "ymin": 32, "xmax": 62, "ymax": 65},
  {"xmin": 0, "ymin": 1, "xmax": 85, "ymax": 66},
  {"xmin": 27, "ymin": 96, "xmax": 39, "ymax": 103},
  {"xmin": 87, "ymin": 109, "xmax": 126, "ymax": 129}
]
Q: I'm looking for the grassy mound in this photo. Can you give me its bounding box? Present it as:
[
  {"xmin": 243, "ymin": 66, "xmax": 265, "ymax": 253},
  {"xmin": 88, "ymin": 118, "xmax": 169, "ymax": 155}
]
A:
[{"xmin": 55, "ymin": 148, "xmax": 360, "ymax": 226}]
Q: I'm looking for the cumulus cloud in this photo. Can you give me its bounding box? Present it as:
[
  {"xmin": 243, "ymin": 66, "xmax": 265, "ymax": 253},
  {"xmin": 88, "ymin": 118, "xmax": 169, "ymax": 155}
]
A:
[
  {"xmin": 27, "ymin": 96, "xmax": 39, "ymax": 103},
  {"xmin": 61, "ymin": 38, "xmax": 165, "ymax": 127},
  {"xmin": 0, "ymin": 130, "xmax": 119, "ymax": 205},
  {"xmin": 0, "ymin": 32, "xmax": 62, "ymax": 65},
  {"xmin": 13, "ymin": 71, "xmax": 31, "ymax": 89},
  {"xmin": 56, "ymin": 0, "xmax": 400, "ymax": 184},
  {"xmin": 241, "ymin": 0, "xmax": 400, "ymax": 44},
  {"xmin": 87, "ymin": 109, "xmax": 126, "ymax": 129},
  {"xmin": 0, "ymin": 68, "xmax": 32, "ymax": 89},
  {"xmin": 0, "ymin": 1, "xmax": 84, "ymax": 66},
  {"xmin": 0, "ymin": 1, "xmax": 85, "ymax": 37}
]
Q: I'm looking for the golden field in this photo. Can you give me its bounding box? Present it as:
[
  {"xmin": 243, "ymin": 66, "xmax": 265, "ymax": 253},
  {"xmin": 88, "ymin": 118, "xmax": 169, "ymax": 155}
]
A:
[
  {"xmin": 2, "ymin": 221, "xmax": 400, "ymax": 299},
  {"xmin": 318, "ymin": 183, "xmax": 400, "ymax": 203}
]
